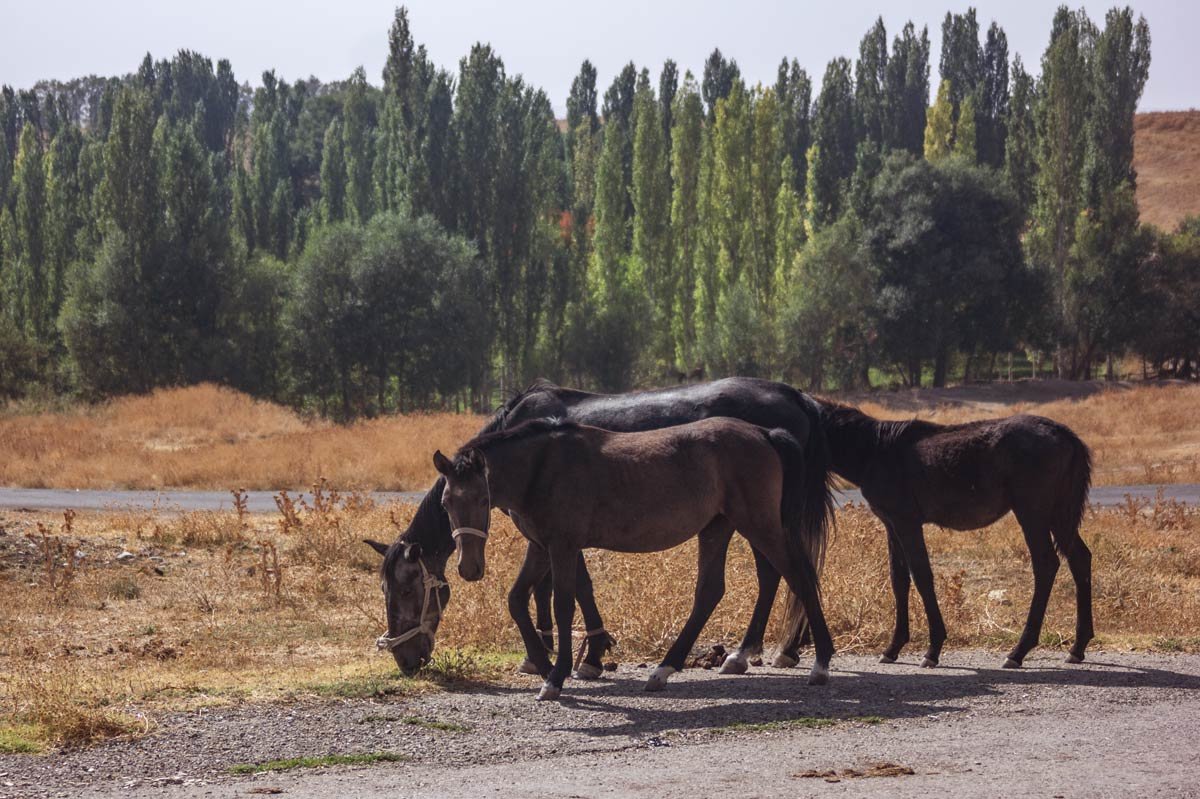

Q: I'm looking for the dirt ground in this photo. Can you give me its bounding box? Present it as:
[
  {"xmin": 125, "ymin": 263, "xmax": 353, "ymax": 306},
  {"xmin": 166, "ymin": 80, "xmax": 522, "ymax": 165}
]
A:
[{"xmin": 3, "ymin": 650, "xmax": 1198, "ymax": 798}]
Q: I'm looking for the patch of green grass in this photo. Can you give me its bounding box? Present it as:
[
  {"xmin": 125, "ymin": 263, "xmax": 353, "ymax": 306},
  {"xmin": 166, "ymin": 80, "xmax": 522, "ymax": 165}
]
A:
[
  {"xmin": 853, "ymin": 715, "xmax": 887, "ymax": 725},
  {"xmin": 418, "ymin": 648, "xmax": 518, "ymax": 684},
  {"xmin": 229, "ymin": 752, "xmax": 408, "ymax": 775},
  {"xmin": 1151, "ymin": 636, "xmax": 1200, "ymax": 653},
  {"xmin": 716, "ymin": 716, "xmax": 837, "ymax": 734},
  {"xmin": 0, "ymin": 724, "xmax": 45, "ymax": 754}
]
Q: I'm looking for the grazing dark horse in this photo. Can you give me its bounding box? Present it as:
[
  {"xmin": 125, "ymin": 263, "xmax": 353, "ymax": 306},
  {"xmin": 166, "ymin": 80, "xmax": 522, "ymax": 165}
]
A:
[
  {"xmin": 433, "ymin": 417, "xmax": 834, "ymax": 699},
  {"xmin": 367, "ymin": 378, "xmax": 833, "ymax": 676},
  {"xmin": 818, "ymin": 402, "xmax": 1094, "ymax": 668}
]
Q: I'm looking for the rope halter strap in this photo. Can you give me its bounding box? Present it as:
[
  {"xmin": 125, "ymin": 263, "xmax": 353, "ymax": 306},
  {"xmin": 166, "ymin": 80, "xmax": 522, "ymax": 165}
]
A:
[
  {"xmin": 375, "ymin": 557, "xmax": 449, "ymax": 652},
  {"xmin": 451, "ymin": 527, "xmax": 489, "ymax": 544}
]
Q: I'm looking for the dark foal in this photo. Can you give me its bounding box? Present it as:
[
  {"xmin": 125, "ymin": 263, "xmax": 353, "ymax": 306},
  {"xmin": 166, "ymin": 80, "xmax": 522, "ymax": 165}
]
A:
[
  {"xmin": 434, "ymin": 417, "xmax": 834, "ymax": 700},
  {"xmin": 369, "ymin": 378, "xmax": 833, "ymax": 677},
  {"xmin": 816, "ymin": 403, "xmax": 1094, "ymax": 668}
]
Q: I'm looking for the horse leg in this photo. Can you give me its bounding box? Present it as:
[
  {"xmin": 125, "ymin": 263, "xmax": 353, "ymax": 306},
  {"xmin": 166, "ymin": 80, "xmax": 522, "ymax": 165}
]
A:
[
  {"xmin": 573, "ymin": 554, "xmax": 614, "ymax": 679},
  {"xmin": 894, "ymin": 522, "xmax": 946, "ymax": 667},
  {"xmin": 1005, "ymin": 514, "xmax": 1059, "ymax": 668},
  {"xmin": 508, "ymin": 543, "xmax": 553, "ymax": 678},
  {"xmin": 516, "ymin": 566, "xmax": 554, "ymax": 675},
  {"xmin": 743, "ymin": 527, "xmax": 833, "ymax": 685},
  {"xmin": 721, "ymin": 545, "xmax": 781, "ymax": 674},
  {"xmin": 649, "ymin": 518, "xmax": 735, "ymax": 691},
  {"xmin": 1063, "ymin": 537, "xmax": 1094, "ymax": 663},
  {"xmin": 880, "ymin": 523, "xmax": 913, "ymax": 663},
  {"xmin": 538, "ymin": 544, "xmax": 580, "ymax": 700}
]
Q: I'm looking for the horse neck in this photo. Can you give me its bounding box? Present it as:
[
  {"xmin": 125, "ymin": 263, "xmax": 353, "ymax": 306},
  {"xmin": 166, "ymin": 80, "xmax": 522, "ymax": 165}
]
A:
[
  {"xmin": 823, "ymin": 405, "xmax": 884, "ymax": 485},
  {"xmin": 477, "ymin": 435, "xmax": 550, "ymax": 515},
  {"xmin": 405, "ymin": 476, "xmax": 456, "ymax": 568}
]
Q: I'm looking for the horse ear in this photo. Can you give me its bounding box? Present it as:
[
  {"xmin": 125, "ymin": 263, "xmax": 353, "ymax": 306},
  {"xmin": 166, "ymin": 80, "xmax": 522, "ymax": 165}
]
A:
[
  {"xmin": 403, "ymin": 542, "xmax": 423, "ymax": 563},
  {"xmin": 363, "ymin": 539, "xmax": 389, "ymax": 558},
  {"xmin": 433, "ymin": 450, "xmax": 453, "ymax": 476}
]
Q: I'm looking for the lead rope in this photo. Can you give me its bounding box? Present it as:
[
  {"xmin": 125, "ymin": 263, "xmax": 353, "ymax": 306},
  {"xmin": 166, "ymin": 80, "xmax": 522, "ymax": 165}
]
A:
[{"xmin": 573, "ymin": 627, "xmax": 610, "ymax": 670}]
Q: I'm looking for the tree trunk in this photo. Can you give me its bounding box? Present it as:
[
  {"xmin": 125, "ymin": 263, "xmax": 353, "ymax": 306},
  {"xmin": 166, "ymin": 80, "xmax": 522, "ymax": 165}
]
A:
[{"xmin": 933, "ymin": 346, "xmax": 948, "ymax": 388}]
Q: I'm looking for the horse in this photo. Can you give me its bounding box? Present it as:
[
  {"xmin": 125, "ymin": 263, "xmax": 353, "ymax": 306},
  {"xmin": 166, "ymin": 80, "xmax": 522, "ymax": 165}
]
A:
[
  {"xmin": 366, "ymin": 377, "xmax": 833, "ymax": 677},
  {"xmin": 817, "ymin": 402, "xmax": 1094, "ymax": 668},
  {"xmin": 432, "ymin": 417, "xmax": 834, "ymax": 700}
]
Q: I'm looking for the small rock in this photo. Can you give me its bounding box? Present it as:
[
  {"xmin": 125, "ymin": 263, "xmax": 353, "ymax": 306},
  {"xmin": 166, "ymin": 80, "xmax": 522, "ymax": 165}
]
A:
[
  {"xmin": 750, "ymin": 656, "xmax": 764, "ymax": 667},
  {"xmin": 116, "ymin": 551, "xmax": 135, "ymax": 563},
  {"xmin": 603, "ymin": 661, "xmax": 617, "ymax": 672},
  {"xmin": 987, "ymin": 589, "xmax": 1010, "ymax": 605}
]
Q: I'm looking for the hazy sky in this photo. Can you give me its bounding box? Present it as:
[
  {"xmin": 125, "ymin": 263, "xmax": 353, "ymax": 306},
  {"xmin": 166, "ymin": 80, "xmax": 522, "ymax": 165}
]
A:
[{"xmin": 2, "ymin": 1, "xmax": 1194, "ymax": 113}]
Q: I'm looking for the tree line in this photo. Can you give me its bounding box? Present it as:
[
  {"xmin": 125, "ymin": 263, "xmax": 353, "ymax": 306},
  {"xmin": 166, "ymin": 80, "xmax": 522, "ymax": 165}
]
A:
[{"xmin": 0, "ymin": 6, "xmax": 1194, "ymax": 418}]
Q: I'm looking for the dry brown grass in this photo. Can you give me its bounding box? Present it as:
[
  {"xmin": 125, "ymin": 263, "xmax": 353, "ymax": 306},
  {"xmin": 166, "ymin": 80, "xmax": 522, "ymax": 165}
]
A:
[
  {"xmin": 851, "ymin": 382, "xmax": 1200, "ymax": 486},
  {"xmin": 0, "ymin": 384, "xmax": 485, "ymax": 490},
  {"xmin": 3, "ymin": 495, "xmax": 1198, "ymax": 750},
  {"xmin": 0, "ymin": 381, "xmax": 1197, "ymax": 492},
  {"xmin": 1134, "ymin": 110, "xmax": 1200, "ymax": 232}
]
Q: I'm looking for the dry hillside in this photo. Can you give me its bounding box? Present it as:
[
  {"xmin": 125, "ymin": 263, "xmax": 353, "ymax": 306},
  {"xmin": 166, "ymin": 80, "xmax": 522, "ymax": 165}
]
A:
[{"xmin": 1135, "ymin": 110, "xmax": 1200, "ymax": 231}]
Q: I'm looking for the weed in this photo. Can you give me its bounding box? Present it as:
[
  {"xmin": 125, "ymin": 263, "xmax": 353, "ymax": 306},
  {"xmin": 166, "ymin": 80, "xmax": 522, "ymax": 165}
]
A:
[
  {"xmin": 0, "ymin": 724, "xmax": 44, "ymax": 753},
  {"xmin": 716, "ymin": 717, "xmax": 837, "ymax": 734},
  {"xmin": 228, "ymin": 752, "xmax": 408, "ymax": 775},
  {"xmin": 105, "ymin": 575, "xmax": 141, "ymax": 600},
  {"xmin": 398, "ymin": 716, "xmax": 471, "ymax": 732}
]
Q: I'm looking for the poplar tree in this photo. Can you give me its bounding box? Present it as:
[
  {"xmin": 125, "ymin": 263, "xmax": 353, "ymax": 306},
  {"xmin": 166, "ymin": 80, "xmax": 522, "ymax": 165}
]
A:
[
  {"xmin": 669, "ymin": 73, "xmax": 703, "ymax": 369},
  {"xmin": 701, "ymin": 49, "xmax": 740, "ymax": 121},
  {"xmin": 750, "ymin": 87, "xmax": 782, "ymax": 307},
  {"xmin": 319, "ymin": 118, "xmax": 347, "ymax": 223},
  {"xmin": 979, "ymin": 22, "xmax": 1010, "ymax": 168},
  {"xmin": 591, "ymin": 122, "xmax": 627, "ymax": 300},
  {"xmin": 1004, "ymin": 56, "xmax": 1037, "ymax": 214},
  {"xmin": 775, "ymin": 59, "xmax": 812, "ymax": 194},
  {"xmin": 953, "ymin": 94, "xmax": 978, "ymax": 161},
  {"xmin": 631, "ymin": 79, "xmax": 672, "ymax": 362},
  {"xmin": 343, "ymin": 67, "xmax": 375, "ymax": 225},
  {"xmin": 806, "ymin": 58, "xmax": 856, "ymax": 231},
  {"xmin": 886, "ymin": 22, "xmax": 931, "ymax": 155},
  {"xmin": 10, "ymin": 124, "xmax": 46, "ymax": 337},
  {"xmin": 924, "ymin": 79, "xmax": 955, "ymax": 162},
  {"xmin": 856, "ymin": 17, "xmax": 889, "ymax": 149}
]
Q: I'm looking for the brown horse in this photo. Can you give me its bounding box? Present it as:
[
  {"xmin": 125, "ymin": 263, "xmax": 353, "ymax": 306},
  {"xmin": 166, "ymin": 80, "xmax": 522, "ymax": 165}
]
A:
[
  {"xmin": 432, "ymin": 417, "xmax": 834, "ymax": 700},
  {"xmin": 810, "ymin": 403, "xmax": 1094, "ymax": 669}
]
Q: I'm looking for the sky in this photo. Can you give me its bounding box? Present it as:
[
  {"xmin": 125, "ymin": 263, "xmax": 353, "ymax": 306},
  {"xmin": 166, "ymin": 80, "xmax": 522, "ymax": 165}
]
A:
[{"xmin": 1, "ymin": 0, "xmax": 1195, "ymax": 113}]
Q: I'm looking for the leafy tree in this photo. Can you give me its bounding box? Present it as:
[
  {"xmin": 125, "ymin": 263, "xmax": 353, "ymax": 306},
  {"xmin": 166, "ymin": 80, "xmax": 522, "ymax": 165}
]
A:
[
  {"xmin": 9, "ymin": 124, "xmax": 47, "ymax": 339},
  {"xmin": 669, "ymin": 73, "xmax": 703, "ymax": 370},
  {"xmin": 631, "ymin": 78, "xmax": 672, "ymax": 364},
  {"xmin": 979, "ymin": 22, "xmax": 1010, "ymax": 167},
  {"xmin": 953, "ymin": 93, "xmax": 977, "ymax": 161},
  {"xmin": 658, "ymin": 60, "xmax": 679, "ymax": 161},
  {"xmin": 775, "ymin": 59, "xmax": 812, "ymax": 195},
  {"xmin": 806, "ymin": 58, "xmax": 856, "ymax": 231},
  {"xmin": 1004, "ymin": 56, "xmax": 1037, "ymax": 215},
  {"xmin": 924, "ymin": 79, "xmax": 955, "ymax": 162},
  {"xmin": 856, "ymin": 17, "xmax": 889, "ymax": 149},
  {"xmin": 701, "ymin": 49, "xmax": 740, "ymax": 121},
  {"xmin": 319, "ymin": 118, "xmax": 347, "ymax": 223},
  {"xmin": 885, "ymin": 22, "xmax": 931, "ymax": 155},
  {"xmin": 342, "ymin": 67, "xmax": 375, "ymax": 225}
]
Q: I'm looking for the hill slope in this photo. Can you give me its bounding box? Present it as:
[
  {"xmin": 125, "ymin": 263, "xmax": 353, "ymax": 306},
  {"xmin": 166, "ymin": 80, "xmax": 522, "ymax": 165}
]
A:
[{"xmin": 1135, "ymin": 110, "xmax": 1200, "ymax": 231}]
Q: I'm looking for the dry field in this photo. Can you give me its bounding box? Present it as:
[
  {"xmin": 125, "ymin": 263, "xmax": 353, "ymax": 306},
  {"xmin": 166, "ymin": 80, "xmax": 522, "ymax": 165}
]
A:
[
  {"xmin": 2, "ymin": 492, "xmax": 1198, "ymax": 753},
  {"xmin": 1134, "ymin": 110, "xmax": 1200, "ymax": 232},
  {"xmin": 0, "ymin": 380, "xmax": 1198, "ymax": 491}
]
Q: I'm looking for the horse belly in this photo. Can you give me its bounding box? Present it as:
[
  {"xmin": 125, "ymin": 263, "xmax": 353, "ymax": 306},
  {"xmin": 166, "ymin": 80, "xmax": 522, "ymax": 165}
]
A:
[{"xmin": 585, "ymin": 499, "xmax": 717, "ymax": 554}]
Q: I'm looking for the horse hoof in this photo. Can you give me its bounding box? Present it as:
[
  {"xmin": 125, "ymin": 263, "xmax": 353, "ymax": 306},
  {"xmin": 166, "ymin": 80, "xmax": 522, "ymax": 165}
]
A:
[
  {"xmin": 719, "ymin": 654, "xmax": 748, "ymax": 675},
  {"xmin": 1066, "ymin": 653, "xmax": 1084, "ymax": 664},
  {"xmin": 921, "ymin": 657, "xmax": 938, "ymax": 669},
  {"xmin": 807, "ymin": 663, "xmax": 830, "ymax": 686},
  {"xmin": 1003, "ymin": 657, "xmax": 1021, "ymax": 669},
  {"xmin": 518, "ymin": 659, "xmax": 542, "ymax": 676},
  {"xmin": 772, "ymin": 652, "xmax": 799, "ymax": 669},
  {"xmin": 573, "ymin": 663, "xmax": 603, "ymax": 680},
  {"xmin": 879, "ymin": 654, "xmax": 897, "ymax": 664},
  {"xmin": 536, "ymin": 681, "xmax": 561, "ymax": 701},
  {"xmin": 644, "ymin": 666, "xmax": 676, "ymax": 692}
]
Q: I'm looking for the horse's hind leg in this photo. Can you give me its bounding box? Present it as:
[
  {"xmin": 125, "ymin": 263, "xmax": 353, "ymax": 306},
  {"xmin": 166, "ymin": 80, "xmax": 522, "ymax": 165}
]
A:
[
  {"xmin": 880, "ymin": 523, "xmax": 913, "ymax": 664},
  {"xmin": 573, "ymin": 555, "xmax": 615, "ymax": 679},
  {"xmin": 1005, "ymin": 511, "xmax": 1059, "ymax": 668},
  {"xmin": 720, "ymin": 546, "xmax": 781, "ymax": 674},
  {"xmin": 1062, "ymin": 536, "xmax": 1093, "ymax": 663},
  {"xmin": 892, "ymin": 521, "xmax": 946, "ymax": 667},
  {"xmin": 648, "ymin": 518, "xmax": 735, "ymax": 692}
]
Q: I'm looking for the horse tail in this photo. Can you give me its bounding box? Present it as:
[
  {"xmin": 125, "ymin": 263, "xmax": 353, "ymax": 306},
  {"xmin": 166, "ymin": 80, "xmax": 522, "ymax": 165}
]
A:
[
  {"xmin": 1050, "ymin": 428, "xmax": 1092, "ymax": 558},
  {"xmin": 766, "ymin": 427, "xmax": 826, "ymax": 649}
]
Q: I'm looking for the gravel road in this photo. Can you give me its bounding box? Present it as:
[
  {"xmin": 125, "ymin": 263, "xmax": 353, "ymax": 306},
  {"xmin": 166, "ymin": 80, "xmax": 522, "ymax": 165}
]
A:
[
  {"xmin": 3, "ymin": 650, "xmax": 1198, "ymax": 798},
  {"xmin": 0, "ymin": 483, "xmax": 1195, "ymax": 513}
]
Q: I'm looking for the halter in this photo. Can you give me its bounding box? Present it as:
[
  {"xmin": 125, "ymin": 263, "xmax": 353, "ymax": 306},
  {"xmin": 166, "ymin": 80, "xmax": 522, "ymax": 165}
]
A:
[
  {"xmin": 449, "ymin": 463, "xmax": 492, "ymax": 550},
  {"xmin": 375, "ymin": 557, "xmax": 449, "ymax": 651}
]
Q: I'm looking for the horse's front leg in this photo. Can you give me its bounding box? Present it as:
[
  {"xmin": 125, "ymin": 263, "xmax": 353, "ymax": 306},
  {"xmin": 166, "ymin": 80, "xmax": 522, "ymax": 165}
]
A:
[
  {"xmin": 720, "ymin": 545, "xmax": 780, "ymax": 674},
  {"xmin": 538, "ymin": 544, "xmax": 580, "ymax": 700},
  {"xmin": 650, "ymin": 518, "xmax": 735, "ymax": 691},
  {"xmin": 508, "ymin": 542, "xmax": 554, "ymax": 678},
  {"xmin": 894, "ymin": 521, "xmax": 946, "ymax": 667}
]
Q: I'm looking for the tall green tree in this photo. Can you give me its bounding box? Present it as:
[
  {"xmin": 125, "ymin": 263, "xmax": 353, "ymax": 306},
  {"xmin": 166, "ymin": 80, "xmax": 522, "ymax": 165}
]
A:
[
  {"xmin": 319, "ymin": 118, "xmax": 347, "ymax": 223},
  {"xmin": 9, "ymin": 124, "xmax": 47, "ymax": 338},
  {"xmin": 631, "ymin": 78, "xmax": 672, "ymax": 363},
  {"xmin": 669, "ymin": 73, "xmax": 703, "ymax": 370},
  {"xmin": 701, "ymin": 49, "xmax": 741, "ymax": 121},
  {"xmin": 342, "ymin": 67, "xmax": 375, "ymax": 225},
  {"xmin": 1004, "ymin": 56, "xmax": 1037, "ymax": 214},
  {"xmin": 885, "ymin": 22, "xmax": 931, "ymax": 155},
  {"xmin": 806, "ymin": 58, "xmax": 856, "ymax": 231},
  {"xmin": 856, "ymin": 17, "xmax": 889, "ymax": 149},
  {"xmin": 979, "ymin": 22, "xmax": 1010, "ymax": 167}
]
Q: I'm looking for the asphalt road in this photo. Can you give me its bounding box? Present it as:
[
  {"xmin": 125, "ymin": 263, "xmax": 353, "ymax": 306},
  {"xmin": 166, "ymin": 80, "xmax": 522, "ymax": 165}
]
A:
[{"xmin": 0, "ymin": 483, "xmax": 1195, "ymax": 514}]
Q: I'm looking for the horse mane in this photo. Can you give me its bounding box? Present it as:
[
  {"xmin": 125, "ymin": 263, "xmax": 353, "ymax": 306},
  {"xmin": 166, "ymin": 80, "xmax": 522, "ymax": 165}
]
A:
[
  {"xmin": 456, "ymin": 417, "xmax": 578, "ymax": 465},
  {"xmin": 387, "ymin": 477, "xmax": 453, "ymax": 562},
  {"xmin": 480, "ymin": 378, "xmax": 561, "ymax": 436},
  {"xmin": 820, "ymin": 400, "xmax": 936, "ymax": 450}
]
